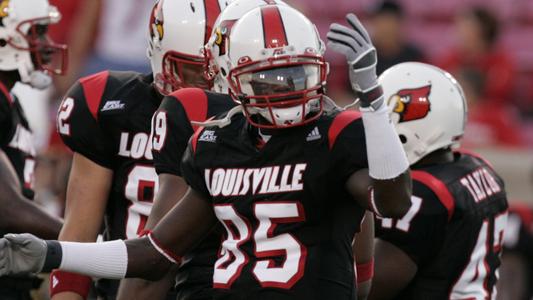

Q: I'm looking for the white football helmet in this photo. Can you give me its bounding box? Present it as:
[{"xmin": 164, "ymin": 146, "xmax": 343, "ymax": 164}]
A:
[
  {"xmin": 147, "ymin": 0, "xmax": 228, "ymax": 95},
  {"xmin": 0, "ymin": 0, "xmax": 67, "ymax": 89},
  {"xmin": 205, "ymin": 0, "xmax": 288, "ymax": 93},
  {"xmin": 380, "ymin": 62, "xmax": 467, "ymax": 165},
  {"xmin": 206, "ymin": 4, "xmax": 327, "ymax": 128}
]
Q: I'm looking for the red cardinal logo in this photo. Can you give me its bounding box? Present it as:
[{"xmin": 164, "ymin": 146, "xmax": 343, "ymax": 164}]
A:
[
  {"xmin": 149, "ymin": 0, "xmax": 164, "ymax": 41},
  {"xmin": 389, "ymin": 85, "xmax": 431, "ymax": 122},
  {"xmin": 214, "ymin": 19, "xmax": 236, "ymax": 56}
]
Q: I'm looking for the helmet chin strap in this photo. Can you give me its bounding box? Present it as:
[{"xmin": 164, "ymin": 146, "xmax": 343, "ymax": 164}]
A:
[
  {"xmin": 18, "ymin": 60, "xmax": 52, "ymax": 90},
  {"xmin": 191, "ymin": 105, "xmax": 244, "ymax": 128},
  {"xmin": 28, "ymin": 70, "xmax": 52, "ymax": 90}
]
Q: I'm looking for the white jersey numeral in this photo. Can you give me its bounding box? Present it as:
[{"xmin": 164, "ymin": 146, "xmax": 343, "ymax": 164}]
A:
[
  {"xmin": 57, "ymin": 97, "xmax": 75, "ymax": 135},
  {"xmin": 152, "ymin": 111, "xmax": 167, "ymax": 151},
  {"xmin": 124, "ymin": 165, "xmax": 158, "ymax": 238},
  {"xmin": 213, "ymin": 202, "xmax": 306, "ymax": 289},
  {"xmin": 213, "ymin": 204, "xmax": 251, "ymax": 288},
  {"xmin": 450, "ymin": 212, "xmax": 508, "ymax": 300},
  {"xmin": 379, "ymin": 196, "xmax": 422, "ymax": 232}
]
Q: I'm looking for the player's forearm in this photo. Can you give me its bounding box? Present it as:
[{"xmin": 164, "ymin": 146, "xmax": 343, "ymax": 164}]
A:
[
  {"xmin": 354, "ymin": 212, "xmax": 375, "ymax": 300},
  {"xmin": 117, "ymin": 266, "xmax": 178, "ymax": 300},
  {"xmin": 371, "ymin": 171, "xmax": 411, "ymax": 218},
  {"xmin": 57, "ymin": 214, "xmax": 101, "ymax": 242},
  {"xmin": 144, "ymin": 174, "xmax": 189, "ymax": 230},
  {"xmin": 58, "ymin": 153, "xmax": 112, "ymax": 242},
  {"xmin": 41, "ymin": 189, "xmax": 216, "ymax": 281},
  {"xmin": 0, "ymin": 152, "xmax": 62, "ymax": 238},
  {"xmin": 42, "ymin": 237, "xmax": 173, "ymax": 281},
  {"xmin": 1, "ymin": 198, "xmax": 62, "ymax": 239},
  {"xmin": 360, "ymin": 90, "xmax": 411, "ymax": 218}
]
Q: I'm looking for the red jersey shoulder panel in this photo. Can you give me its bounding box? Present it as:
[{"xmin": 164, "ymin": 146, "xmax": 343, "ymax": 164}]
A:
[
  {"xmin": 0, "ymin": 81, "xmax": 13, "ymax": 105},
  {"xmin": 170, "ymin": 88, "xmax": 208, "ymax": 131},
  {"xmin": 412, "ymin": 170, "xmax": 455, "ymax": 221},
  {"xmin": 456, "ymin": 148, "xmax": 494, "ymax": 169},
  {"xmin": 328, "ymin": 110, "xmax": 362, "ymax": 150},
  {"xmin": 79, "ymin": 70, "xmax": 109, "ymax": 120}
]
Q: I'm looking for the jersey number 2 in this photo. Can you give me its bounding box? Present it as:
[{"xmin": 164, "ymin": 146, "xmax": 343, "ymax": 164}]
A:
[
  {"xmin": 57, "ymin": 97, "xmax": 74, "ymax": 135},
  {"xmin": 213, "ymin": 202, "xmax": 306, "ymax": 289}
]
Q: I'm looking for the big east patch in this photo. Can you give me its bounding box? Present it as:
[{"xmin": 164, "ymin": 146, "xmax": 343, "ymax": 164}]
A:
[{"xmin": 389, "ymin": 85, "xmax": 431, "ymax": 122}]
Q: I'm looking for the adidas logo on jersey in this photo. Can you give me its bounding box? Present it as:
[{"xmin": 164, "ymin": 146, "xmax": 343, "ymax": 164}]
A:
[
  {"xmin": 199, "ymin": 130, "xmax": 217, "ymax": 143},
  {"xmin": 306, "ymin": 126, "xmax": 321, "ymax": 141},
  {"xmin": 52, "ymin": 275, "xmax": 59, "ymax": 288},
  {"xmin": 101, "ymin": 100, "xmax": 125, "ymax": 111}
]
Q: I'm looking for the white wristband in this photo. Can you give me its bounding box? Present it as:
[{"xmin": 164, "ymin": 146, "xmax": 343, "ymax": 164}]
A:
[
  {"xmin": 59, "ymin": 240, "xmax": 128, "ymax": 279},
  {"xmin": 361, "ymin": 98, "xmax": 409, "ymax": 179}
]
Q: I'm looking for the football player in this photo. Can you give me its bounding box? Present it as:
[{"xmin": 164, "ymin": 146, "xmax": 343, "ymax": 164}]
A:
[
  {"xmin": 52, "ymin": 1, "xmax": 228, "ymax": 299},
  {"xmin": 146, "ymin": 1, "xmax": 286, "ymax": 299},
  {"xmin": 0, "ymin": 0, "xmax": 65, "ymax": 298},
  {"xmin": 0, "ymin": 5, "xmax": 411, "ymax": 300},
  {"xmin": 368, "ymin": 62, "xmax": 509, "ymax": 300}
]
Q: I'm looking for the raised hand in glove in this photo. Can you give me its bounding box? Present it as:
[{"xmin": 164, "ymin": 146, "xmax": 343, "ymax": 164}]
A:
[
  {"xmin": 0, "ymin": 233, "xmax": 47, "ymax": 276},
  {"xmin": 327, "ymin": 13, "xmax": 383, "ymax": 110}
]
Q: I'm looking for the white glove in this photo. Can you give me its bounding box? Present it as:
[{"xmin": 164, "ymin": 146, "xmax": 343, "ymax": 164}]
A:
[
  {"xmin": 327, "ymin": 13, "xmax": 383, "ymax": 110},
  {"xmin": 0, "ymin": 233, "xmax": 47, "ymax": 276}
]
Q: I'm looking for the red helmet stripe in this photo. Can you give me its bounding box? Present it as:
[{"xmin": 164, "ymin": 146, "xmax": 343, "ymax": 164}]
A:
[
  {"xmin": 204, "ymin": 0, "xmax": 222, "ymax": 44},
  {"xmin": 260, "ymin": 5, "xmax": 288, "ymax": 48}
]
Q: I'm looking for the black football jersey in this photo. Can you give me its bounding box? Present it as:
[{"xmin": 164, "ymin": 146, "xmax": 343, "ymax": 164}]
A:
[
  {"xmin": 181, "ymin": 101, "xmax": 369, "ymax": 300},
  {"xmin": 376, "ymin": 151, "xmax": 508, "ymax": 300},
  {"xmin": 0, "ymin": 83, "xmax": 35, "ymax": 201},
  {"xmin": 57, "ymin": 71, "xmax": 162, "ymax": 296},
  {"xmin": 151, "ymin": 88, "xmax": 235, "ymax": 300}
]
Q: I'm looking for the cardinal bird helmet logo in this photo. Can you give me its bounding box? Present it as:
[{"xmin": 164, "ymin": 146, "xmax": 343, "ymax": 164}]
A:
[
  {"xmin": 149, "ymin": 0, "xmax": 164, "ymax": 41},
  {"xmin": 388, "ymin": 85, "xmax": 432, "ymax": 122}
]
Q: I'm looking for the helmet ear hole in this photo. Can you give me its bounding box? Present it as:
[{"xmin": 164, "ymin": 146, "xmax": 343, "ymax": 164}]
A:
[
  {"xmin": 399, "ymin": 134, "xmax": 407, "ymax": 144},
  {"xmin": 221, "ymin": 68, "xmax": 227, "ymax": 76},
  {"xmin": 0, "ymin": 39, "xmax": 6, "ymax": 47}
]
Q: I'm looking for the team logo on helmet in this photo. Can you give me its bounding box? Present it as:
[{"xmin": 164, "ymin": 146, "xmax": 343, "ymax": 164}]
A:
[
  {"xmin": 149, "ymin": 0, "xmax": 164, "ymax": 41},
  {"xmin": 0, "ymin": 0, "xmax": 9, "ymax": 20},
  {"xmin": 214, "ymin": 20, "xmax": 236, "ymax": 56},
  {"xmin": 388, "ymin": 85, "xmax": 432, "ymax": 122}
]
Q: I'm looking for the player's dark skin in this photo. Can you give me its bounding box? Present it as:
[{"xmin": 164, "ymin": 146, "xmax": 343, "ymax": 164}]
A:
[
  {"xmin": 0, "ymin": 71, "xmax": 62, "ymax": 239},
  {"xmin": 368, "ymin": 148, "xmax": 454, "ymax": 300}
]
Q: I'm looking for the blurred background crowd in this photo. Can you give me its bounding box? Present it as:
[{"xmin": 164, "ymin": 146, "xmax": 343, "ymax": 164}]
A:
[{"xmin": 10, "ymin": 0, "xmax": 533, "ymax": 299}]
